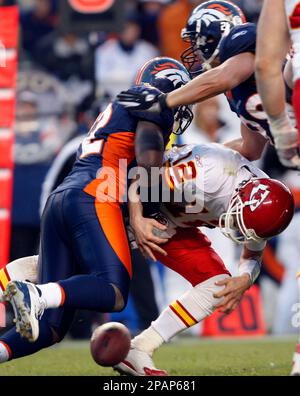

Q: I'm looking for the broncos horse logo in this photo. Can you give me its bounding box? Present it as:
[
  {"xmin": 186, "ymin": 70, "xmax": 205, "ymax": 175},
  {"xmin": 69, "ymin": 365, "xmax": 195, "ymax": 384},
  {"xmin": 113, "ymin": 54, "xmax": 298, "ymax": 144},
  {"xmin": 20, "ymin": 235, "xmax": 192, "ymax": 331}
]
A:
[
  {"xmin": 207, "ymin": 3, "xmax": 232, "ymax": 16},
  {"xmin": 151, "ymin": 63, "xmax": 190, "ymax": 89},
  {"xmin": 187, "ymin": 2, "xmax": 244, "ymax": 28},
  {"xmin": 188, "ymin": 8, "xmax": 226, "ymax": 26}
]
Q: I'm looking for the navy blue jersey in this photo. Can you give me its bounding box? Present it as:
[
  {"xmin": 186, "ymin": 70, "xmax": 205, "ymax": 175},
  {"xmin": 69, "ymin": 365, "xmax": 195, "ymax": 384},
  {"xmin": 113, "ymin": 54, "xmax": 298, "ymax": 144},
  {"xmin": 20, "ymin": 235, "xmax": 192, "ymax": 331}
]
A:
[
  {"xmin": 219, "ymin": 23, "xmax": 272, "ymax": 139},
  {"xmin": 56, "ymin": 85, "xmax": 175, "ymax": 200}
]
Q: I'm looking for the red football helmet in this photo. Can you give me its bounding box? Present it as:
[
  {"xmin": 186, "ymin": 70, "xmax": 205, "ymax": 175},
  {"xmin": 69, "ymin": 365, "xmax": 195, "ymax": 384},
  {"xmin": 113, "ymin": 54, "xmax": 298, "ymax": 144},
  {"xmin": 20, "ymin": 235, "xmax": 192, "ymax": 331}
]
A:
[{"xmin": 219, "ymin": 178, "xmax": 295, "ymax": 243}]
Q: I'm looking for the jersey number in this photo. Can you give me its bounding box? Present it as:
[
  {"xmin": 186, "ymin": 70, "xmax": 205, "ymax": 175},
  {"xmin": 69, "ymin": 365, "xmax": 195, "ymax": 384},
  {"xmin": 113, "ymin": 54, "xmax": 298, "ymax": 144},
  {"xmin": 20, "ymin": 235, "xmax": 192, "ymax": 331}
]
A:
[
  {"xmin": 166, "ymin": 160, "xmax": 197, "ymax": 190},
  {"xmin": 80, "ymin": 103, "xmax": 112, "ymax": 158},
  {"xmin": 241, "ymin": 93, "xmax": 268, "ymax": 133}
]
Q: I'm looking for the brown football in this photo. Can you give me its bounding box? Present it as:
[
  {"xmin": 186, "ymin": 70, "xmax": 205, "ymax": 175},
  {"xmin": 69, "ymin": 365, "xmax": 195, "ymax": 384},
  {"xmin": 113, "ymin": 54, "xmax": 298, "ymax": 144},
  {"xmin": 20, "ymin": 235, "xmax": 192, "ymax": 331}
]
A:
[{"xmin": 90, "ymin": 322, "xmax": 131, "ymax": 367}]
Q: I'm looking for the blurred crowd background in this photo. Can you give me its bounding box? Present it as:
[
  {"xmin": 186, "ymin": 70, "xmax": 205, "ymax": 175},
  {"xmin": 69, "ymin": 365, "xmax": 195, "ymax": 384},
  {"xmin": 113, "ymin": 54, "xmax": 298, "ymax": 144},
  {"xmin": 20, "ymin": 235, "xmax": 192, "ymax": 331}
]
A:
[{"xmin": 3, "ymin": 0, "xmax": 300, "ymax": 338}]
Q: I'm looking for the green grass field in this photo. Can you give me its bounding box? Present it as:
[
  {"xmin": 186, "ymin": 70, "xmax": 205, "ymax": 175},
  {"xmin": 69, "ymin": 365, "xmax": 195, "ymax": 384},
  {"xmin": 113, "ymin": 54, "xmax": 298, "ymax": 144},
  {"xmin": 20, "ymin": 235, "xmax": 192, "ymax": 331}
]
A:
[{"xmin": 0, "ymin": 336, "xmax": 297, "ymax": 376}]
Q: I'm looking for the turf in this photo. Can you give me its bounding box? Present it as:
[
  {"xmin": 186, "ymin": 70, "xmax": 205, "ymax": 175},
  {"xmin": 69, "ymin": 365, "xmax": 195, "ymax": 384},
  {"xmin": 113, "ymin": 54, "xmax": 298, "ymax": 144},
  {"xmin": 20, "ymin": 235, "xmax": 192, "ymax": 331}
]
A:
[{"xmin": 0, "ymin": 336, "xmax": 297, "ymax": 376}]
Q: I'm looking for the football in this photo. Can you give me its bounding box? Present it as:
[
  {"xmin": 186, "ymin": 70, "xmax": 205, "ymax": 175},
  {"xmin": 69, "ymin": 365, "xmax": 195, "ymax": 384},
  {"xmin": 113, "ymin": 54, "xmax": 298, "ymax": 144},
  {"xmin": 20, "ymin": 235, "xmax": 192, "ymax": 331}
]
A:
[{"xmin": 90, "ymin": 322, "xmax": 131, "ymax": 367}]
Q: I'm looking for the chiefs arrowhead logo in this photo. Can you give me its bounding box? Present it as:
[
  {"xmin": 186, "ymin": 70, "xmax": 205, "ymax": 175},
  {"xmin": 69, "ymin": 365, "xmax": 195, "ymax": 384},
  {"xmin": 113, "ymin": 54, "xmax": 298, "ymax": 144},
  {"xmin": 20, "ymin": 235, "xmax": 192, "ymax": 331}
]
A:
[
  {"xmin": 68, "ymin": 0, "xmax": 114, "ymax": 14},
  {"xmin": 247, "ymin": 184, "xmax": 270, "ymax": 212}
]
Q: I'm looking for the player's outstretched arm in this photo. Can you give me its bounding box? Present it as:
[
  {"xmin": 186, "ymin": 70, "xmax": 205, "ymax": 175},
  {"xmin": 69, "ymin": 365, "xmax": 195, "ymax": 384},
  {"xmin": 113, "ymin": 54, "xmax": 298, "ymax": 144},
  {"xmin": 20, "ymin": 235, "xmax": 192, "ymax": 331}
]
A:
[
  {"xmin": 117, "ymin": 53, "xmax": 254, "ymax": 111},
  {"xmin": 256, "ymin": 0, "xmax": 290, "ymax": 119},
  {"xmin": 165, "ymin": 53, "xmax": 255, "ymax": 108},
  {"xmin": 128, "ymin": 121, "xmax": 169, "ymax": 261}
]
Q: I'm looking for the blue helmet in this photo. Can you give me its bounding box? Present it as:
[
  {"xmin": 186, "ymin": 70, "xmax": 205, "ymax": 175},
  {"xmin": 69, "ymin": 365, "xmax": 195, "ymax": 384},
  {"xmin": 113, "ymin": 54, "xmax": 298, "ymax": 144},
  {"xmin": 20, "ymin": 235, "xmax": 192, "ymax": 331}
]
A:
[
  {"xmin": 181, "ymin": 1, "xmax": 246, "ymax": 76},
  {"xmin": 135, "ymin": 57, "xmax": 194, "ymax": 135}
]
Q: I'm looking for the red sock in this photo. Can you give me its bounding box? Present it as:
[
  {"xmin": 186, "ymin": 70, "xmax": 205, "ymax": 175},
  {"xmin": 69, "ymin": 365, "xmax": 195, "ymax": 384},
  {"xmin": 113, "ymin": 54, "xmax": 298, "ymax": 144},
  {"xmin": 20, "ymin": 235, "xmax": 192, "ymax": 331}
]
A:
[{"xmin": 292, "ymin": 79, "xmax": 300, "ymax": 147}]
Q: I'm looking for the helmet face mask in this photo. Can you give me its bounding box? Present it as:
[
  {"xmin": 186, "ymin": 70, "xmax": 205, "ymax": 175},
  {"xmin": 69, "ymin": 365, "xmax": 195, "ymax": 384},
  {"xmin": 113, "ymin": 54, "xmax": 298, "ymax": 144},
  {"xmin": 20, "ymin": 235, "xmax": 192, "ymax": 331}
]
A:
[
  {"xmin": 135, "ymin": 57, "xmax": 194, "ymax": 134},
  {"xmin": 219, "ymin": 178, "xmax": 295, "ymax": 244},
  {"xmin": 181, "ymin": 1, "xmax": 246, "ymax": 76},
  {"xmin": 173, "ymin": 104, "xmax": 194, "ymax": 135},
  {"xmin": 219, "ymin": 193, "xmax": 262, "ymax": 244}
]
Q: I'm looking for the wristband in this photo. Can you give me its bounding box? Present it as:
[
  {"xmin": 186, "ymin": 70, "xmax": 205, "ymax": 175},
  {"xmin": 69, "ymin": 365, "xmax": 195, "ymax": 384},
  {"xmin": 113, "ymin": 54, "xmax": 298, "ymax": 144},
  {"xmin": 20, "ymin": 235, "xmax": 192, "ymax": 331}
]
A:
[
  {"xmin": 245, "ymin": 239, "xmax": 266, "ymax": 252},
  {"xmin": 268, "ymin": 111, "xmax": 294, "ymax": 136},
  {"xmin": 238, "ymin": 258, "xmax": 262, "ymax": 285},
  {"xmin": 268, "ymin": 112, "xmax": 298, "ymax": 150}
]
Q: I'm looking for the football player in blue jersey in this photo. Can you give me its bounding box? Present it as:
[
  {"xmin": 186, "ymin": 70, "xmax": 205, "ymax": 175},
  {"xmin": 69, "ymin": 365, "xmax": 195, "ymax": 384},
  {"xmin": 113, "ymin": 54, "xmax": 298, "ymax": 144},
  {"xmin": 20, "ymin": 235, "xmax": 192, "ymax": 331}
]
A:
[
  {"xmin": 117, "ymin": 0, "xmax": 300, "ymax": 169},
  {"xmin": 0, "ymin": 57, "xmax": 193, "ymax": 363}
]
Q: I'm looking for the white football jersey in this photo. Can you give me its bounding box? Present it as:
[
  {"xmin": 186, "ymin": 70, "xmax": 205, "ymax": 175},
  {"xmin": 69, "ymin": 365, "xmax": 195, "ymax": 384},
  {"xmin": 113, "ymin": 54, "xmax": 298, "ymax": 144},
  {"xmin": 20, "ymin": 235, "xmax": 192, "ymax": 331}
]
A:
[{"xmin": 160, "ymin": 143, "xmax": 268, "ymax": 234}]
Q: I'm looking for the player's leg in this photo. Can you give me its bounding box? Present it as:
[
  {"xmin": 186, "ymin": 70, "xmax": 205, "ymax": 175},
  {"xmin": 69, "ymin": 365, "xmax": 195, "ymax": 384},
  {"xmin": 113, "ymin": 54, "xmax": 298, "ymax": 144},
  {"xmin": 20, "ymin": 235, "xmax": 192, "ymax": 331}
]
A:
[
  {"xmin": 256, "ymin": 0, "xmax": 290, "ymax": 115},
  {"xmin": 56, "ymin": 191, "xmax": 132, "ymax": 312},
  {"xmin": 0, "ymin": 193, "xmax": 77, "ymax": 361},
  {"xmin": 35, "ymin": 190, "xmax": 131, "ymax": 312},
  {"xmin": 0, "ymin": 306, "xmax": 76, "ymax": 363},
  {"xmin": 115, "ymin": 228, "xmax": 230, "ymax": 376},
  {"xmin": 4, "ymin": 189, "xmax": 132, "ymax": 341}
]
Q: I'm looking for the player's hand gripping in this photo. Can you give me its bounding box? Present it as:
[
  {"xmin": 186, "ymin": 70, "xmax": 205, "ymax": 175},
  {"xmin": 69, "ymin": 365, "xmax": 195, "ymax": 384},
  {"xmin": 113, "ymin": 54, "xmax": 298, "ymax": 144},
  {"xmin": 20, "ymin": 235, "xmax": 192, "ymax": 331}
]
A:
[
  {"xmin": 130, "ymin": 215, "xmax": 169, "ymax": 261},
  {"xmin": 213, "ymin": 274, "xmax": 251, "ymax": 314},
  {"xmin": 117, "ymin": 88, "xmax": 169, "ymax": 112}
]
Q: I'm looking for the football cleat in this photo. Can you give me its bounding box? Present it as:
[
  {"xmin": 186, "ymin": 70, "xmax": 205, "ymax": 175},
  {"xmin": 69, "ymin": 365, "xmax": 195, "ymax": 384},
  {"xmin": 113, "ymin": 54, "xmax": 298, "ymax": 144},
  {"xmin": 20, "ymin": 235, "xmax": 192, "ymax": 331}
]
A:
[
  {"xmin": 2, "ymin": 281, "xmax": 45, "ymax": 342},
  {"xmin": 114, "ymin": 347, "xmax": 168, "ymax": 376}
]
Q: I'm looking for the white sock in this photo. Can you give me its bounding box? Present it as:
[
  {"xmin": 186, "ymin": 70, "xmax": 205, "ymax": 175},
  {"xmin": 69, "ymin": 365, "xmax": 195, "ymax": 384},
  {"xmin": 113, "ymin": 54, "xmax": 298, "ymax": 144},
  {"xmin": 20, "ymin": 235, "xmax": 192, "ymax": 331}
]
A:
[
  {"xmin": 0, "ymin": 255, "xmax": 38, "ymax": 296},
  {"xmin": 133, "ymin": 274, "xmax": 229, "ymax": 355},
  {"xmin": 292, "ymin": 343, "xmax": 300, "ymax": 374},
  {"xmin": 132, "ymin": 327, "xmax": 164, "ymax": 356},
  {"xmin": 0, "ymin": 341, "xmax": 10, "ymax": 363},
  {"xmin": 37, "ymin": 283, "xmax": 64, "ymax": 309}
]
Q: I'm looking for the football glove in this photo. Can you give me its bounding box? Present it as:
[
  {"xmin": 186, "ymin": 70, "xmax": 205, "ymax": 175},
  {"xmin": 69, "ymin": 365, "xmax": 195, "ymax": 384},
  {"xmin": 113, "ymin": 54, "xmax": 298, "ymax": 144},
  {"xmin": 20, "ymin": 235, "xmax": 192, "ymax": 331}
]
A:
[{"xmin": 117, "ymin": 89, "xmax": 169, "ymax": 112}]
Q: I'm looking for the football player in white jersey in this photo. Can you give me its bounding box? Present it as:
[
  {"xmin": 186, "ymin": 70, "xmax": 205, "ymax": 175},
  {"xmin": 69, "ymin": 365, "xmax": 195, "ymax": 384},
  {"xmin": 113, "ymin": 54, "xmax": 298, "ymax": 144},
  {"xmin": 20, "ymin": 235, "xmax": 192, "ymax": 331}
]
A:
[
  {"xmin": 256, "ymin": 0, "xmax": 300, "ymax": 375},
  {"xmin": 114, "ymin": 142, "xmax": 294, "ymax": 376}
]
